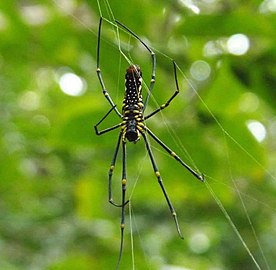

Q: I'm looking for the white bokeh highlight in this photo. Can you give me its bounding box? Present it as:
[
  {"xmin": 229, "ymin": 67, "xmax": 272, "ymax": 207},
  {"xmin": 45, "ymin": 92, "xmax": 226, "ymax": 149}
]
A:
[
  {"xmin": 246, "ymin": 120, "xmax": 267, "ymax": 142},
  {"xmin": 59, "ymin": 72, "xmax": 86, "ymax": 96},
  {"xmin": 227, "ymin": 34, "xmax": 250, "ymax": 55}
]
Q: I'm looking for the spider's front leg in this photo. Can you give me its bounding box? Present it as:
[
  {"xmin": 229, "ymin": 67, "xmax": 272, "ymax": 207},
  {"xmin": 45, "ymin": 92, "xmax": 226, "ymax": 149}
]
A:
[
  {"xmin": 94, "ymin": 105, "xmax": 122, "ymax": 136},
  {"xmin": 93, "ymin": 106, "xmax": 128, "ymax": 207},
  {"xmin": 116, "ymin": 138, "xmax": 128, "ymax": 269},
  {"xmin": 141, "ymin": 132, "xmax": 184, "ymax": 239},
  {"xmin": 145, "ymin": 126, "xmax": 204, "ymax": 182},
  {"xmin": 108, "ymin": 132, "xmax": 129, "ymax": 208}
]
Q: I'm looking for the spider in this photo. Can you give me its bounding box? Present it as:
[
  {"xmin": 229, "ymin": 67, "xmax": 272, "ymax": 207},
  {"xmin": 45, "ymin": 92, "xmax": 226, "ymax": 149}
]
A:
[{"xmin": 94, "ymin": 17, "xmax": 204, "ymax": 267}]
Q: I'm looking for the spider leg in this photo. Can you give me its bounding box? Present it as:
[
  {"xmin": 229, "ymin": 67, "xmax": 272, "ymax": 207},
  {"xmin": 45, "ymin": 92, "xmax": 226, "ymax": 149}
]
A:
[
  {"xmin": 97, "ymin": 17, "xmax": 122, "ymax": 118},
  {"xmin": 94, "ymin": 122, "xmax": 122, "ymax": 136},
  {"xmin": 94, "ymin": 105, "xmax": 122, "ymax": 136},
  {"xmin": 94, "ymin": 107, "xmax": 128, "ymax": 206},
  {"xmin": 141, "ymin": 132, "xmax": 184, "ymax": 239},
  {"xmin": 145, "ymin": 126, "xmax": 204, "ymax": 182},
  {"xmin": 144, "ymin": 60, "xmax": 179, "ymax": 120},
  {"xmin": 116, "ymin": 139, "xmax": 128, "ymax": 269},
  {"xmin": 115, "ymin": 19, "xmax": 156, "ymax": 110},
  {"xmin": 108, "ymin": 132, "xmax": 129, "ymax": 207}
]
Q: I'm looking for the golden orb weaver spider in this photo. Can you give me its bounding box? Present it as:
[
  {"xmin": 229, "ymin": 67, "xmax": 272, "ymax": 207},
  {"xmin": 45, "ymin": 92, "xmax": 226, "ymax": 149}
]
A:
[{"xmin": 94, "ymin": 17, "xmax": 204, "ymax": 268}]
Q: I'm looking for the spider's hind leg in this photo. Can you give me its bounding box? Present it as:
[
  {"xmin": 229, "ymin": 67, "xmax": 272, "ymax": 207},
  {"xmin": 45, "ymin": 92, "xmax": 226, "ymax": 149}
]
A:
[
  {"xmin": 96, "ymin": 17, "xmax": 122, "ymax": 117},
  {"xmin": 115, "ymin": 19, "xmax": 156, "ymax": 111}
]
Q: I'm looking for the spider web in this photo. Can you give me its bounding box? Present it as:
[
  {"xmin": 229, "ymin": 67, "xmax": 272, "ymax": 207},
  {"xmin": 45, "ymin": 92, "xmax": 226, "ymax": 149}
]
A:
[{"xmin": 51, "ymin": 0, "xmax": 276, "ymax": 269}]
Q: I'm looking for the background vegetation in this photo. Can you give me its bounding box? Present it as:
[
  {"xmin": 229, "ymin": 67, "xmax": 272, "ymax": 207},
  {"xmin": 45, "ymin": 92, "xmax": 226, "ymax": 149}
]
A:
[{"xmin": 0, "ymin": 0, "xmax": 276, "ymax": 269}]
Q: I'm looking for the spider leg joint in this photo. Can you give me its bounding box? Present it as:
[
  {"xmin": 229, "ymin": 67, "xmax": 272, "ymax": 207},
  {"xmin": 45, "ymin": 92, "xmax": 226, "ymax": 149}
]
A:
[
  {"xmin": 155, "ymin": 171, "xmax": 161, "ymax": 177},
  {"xmin": 171, "ymin": 151, "xmax": 177, "ymax": 157}
]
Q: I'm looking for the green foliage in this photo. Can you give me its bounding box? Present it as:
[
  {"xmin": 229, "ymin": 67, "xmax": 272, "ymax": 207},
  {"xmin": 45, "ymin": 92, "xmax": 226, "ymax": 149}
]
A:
[{"xmin": 0, "ymin": 0, "xmax": 276, "ymax": 269}]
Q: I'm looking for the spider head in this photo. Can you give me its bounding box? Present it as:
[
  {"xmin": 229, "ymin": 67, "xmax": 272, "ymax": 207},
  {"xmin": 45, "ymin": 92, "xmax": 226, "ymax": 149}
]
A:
[
  {"xmin": 126, "ymin": 65, "xmax": 142, "ymax": 79},
  {"xmin": 125, "ymin": 130, "xmax": 140, "ymax": 143},
  {"xmin": 125, "ymin": 119, "xmax": 140, "ymax": 143}
]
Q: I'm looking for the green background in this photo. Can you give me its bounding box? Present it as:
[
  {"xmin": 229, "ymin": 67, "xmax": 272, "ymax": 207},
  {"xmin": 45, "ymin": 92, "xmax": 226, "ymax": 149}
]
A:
[{"xmin": 0, "ymin": 0, "xmax": 276, "ymax": 269}]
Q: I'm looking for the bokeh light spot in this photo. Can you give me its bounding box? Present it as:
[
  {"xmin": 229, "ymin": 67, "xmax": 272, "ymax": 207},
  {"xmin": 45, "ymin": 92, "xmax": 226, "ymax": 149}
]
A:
[
  {"xmin": 188, "ymin": 232, "xmax": 210, "ymax": 254},
  {"xmin": 179, "ymin": 0, "xmax": 200, "ymax": 14},
  {"xmin": 20, "ymin": 4, "xmax": 50, "ymax": 26},
  {"xmin": 227, "ymin": 34, "xmax": 250, "ymax": 55},
  {"xmin": 246, "ymin": 120, "xmax": 266, "ymax": 142},
  {"xmin": 190, "ymin": 60, "xmax": 211, "ymax": 81},
  {"xmin": 259, "ymin": 0, "xmax": 276, "ymax": 13},
  {"xmin": 59, "ymin": 72, "xmax": 86, "ymax": 96},
  {"xmin": 18, "ymin": 91, "xmax": 40, "ymax": 111},
  {"xmin": 239, "ymin": 92, "xmax": 260, "ymax": 112}
]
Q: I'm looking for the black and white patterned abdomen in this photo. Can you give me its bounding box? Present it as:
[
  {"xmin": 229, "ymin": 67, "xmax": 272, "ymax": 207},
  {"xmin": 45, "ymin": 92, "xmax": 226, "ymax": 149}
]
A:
[
  {"xmin": 123, "ymin": 65, "xmax": 142, "ymax": 109},
  {"xmin": 122, "ymin": 65, "xmax": 144, "ymax": 142}
]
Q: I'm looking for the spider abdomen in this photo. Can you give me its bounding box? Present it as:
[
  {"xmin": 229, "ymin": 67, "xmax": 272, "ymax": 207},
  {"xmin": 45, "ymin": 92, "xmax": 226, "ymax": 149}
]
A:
[
  {"xmin": 123, "ymin": 65, "xmax": 143, "ymax": 107},
  {"xmin": 122, "ymin": 65, "xmax": 144, "ymax": 142}
]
